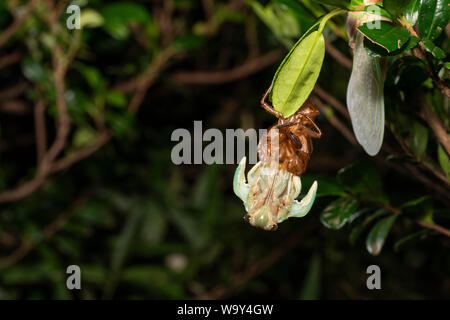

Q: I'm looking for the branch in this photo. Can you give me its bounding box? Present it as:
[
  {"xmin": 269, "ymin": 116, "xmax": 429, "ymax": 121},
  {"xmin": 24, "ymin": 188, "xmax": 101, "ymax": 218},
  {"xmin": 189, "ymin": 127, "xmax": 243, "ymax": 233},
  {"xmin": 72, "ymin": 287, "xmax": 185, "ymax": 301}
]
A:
[
  {"xmin": 0, "ymin": 48, "xmax": 174, "ymax": 203},
  {"xmin": 0, "ymin": 193, "xmax": 87, "ymax": 269},
  {"xmin": 416, "ymin": 220, "xmax": 450, "ymax": 238},
  {"xmin": 34, "ymin": 100, "xmax": 47, "ymax": 165},
  {"xmin": 0, "ymin": 49, "xmax": 22, "ymax": 69},
  {"xmin": 0, "ymin": 0, "xmax": 39, "ymax": 47},
  {"xmin": 314, "ymin": 85, "xmax": 350, "ymax": 119},
  {"xmin": 311, "ymin": 95, "xmax": 357, "ymax": 145},
  {"xmin": 198, "ymin": 223, "xmax": 317, "ymax": 299},
  {"xmin": 418, "ymin": 92, "xmax": 450, "ymax": 155},
  {"xmin": 325, "ymin": 39, "xmax": 352, "ymax": 70},
  {"xmin": 172, "ymin": 50, "xmax": 282, "ymax": 85},
  {"xmin": 399, "ymin": 19, "xmax": 450, "ymax": 99}
]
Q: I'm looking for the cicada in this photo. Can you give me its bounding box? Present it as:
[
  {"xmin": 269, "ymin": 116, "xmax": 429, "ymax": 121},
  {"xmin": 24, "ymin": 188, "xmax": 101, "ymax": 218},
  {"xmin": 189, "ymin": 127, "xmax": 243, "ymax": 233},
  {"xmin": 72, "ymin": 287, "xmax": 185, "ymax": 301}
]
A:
[{"xmin": 233, "ymin": 86, "xmax": 321, "ymax": 231}]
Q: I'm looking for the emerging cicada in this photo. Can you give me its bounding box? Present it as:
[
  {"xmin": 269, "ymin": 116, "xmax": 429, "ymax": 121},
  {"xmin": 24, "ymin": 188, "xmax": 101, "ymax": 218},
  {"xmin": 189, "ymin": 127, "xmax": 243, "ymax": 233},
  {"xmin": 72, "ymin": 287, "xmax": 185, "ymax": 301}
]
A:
[{"xmin": 234, "ymin": 86, "xmax": 321, "ymax": 231}]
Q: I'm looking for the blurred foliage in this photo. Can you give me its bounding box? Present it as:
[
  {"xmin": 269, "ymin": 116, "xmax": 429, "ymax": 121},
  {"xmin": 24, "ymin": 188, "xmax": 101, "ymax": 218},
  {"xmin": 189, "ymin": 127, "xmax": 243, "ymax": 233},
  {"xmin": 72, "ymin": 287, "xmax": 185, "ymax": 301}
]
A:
[{"xmin": 0, "ymin": 0, "xmax": 449, "ymax": 300}]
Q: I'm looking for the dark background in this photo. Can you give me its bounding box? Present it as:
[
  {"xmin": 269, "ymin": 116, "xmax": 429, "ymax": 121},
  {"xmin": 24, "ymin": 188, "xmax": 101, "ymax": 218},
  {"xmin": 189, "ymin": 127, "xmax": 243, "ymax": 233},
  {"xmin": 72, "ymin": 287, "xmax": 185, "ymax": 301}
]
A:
[{"xmin": 0, "ymin": 0, "xmax": 448, "ymax": 299}]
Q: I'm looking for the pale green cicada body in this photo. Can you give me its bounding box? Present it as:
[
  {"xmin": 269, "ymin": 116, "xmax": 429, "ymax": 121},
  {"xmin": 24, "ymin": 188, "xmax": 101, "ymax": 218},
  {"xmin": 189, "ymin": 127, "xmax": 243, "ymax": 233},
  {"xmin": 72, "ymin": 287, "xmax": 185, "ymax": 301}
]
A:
[
  {"xmin": 233, "ymin": 157, "xmax": 317, "ymax": 231},
  {"xmin": 347, "ymin": 26, "xmax": 385, "ymax": 156}
]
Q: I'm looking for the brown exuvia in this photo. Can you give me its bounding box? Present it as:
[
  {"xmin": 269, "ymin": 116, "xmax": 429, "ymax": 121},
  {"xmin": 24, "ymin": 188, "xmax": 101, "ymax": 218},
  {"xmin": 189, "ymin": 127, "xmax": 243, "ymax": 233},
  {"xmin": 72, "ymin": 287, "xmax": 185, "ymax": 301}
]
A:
[{"xmin": 258, "ymin": 86, "xmax": 322, "ymax": 176}]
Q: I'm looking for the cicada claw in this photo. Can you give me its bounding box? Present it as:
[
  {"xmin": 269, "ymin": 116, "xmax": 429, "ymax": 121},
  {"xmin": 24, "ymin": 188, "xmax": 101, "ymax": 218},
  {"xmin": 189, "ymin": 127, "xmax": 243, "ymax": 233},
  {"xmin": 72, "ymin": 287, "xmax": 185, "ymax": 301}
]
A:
[
  {"xmin": 280, "ymin": 180, "xmax": 317, "ymax": 223},
  {"xmin": 233, "ymin": 156, "xmax": 250, "ymax": 204}
]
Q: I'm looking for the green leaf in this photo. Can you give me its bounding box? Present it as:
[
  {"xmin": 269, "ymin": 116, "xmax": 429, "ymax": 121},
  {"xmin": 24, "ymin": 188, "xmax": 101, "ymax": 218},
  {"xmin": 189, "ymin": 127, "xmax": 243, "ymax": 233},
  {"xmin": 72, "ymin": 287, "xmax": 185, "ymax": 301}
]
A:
[
  {"xmin": 408, "ymin": 121, "xmax": 428, "ymax": 157},
  {"xmin": 358, "ymin": 21, "xmax": 411, "ymax": 53},
  {"xmin": 383, "ymin": 0, "xmax": 410, "ymax": 19},
  {"xmin": 349, "ymin": 208, "xmax": 389, "ymax": 245},
  {"xmin": 394, "ymin": 230, "xmax": 429, "ymax": 252},
  {"xmin": 366, "ymin": 215, "xmax": 397, "ymax": 255},
  {"xmin": 81, "ymin": 9, "xmax": 104, "ymax": 28},
  {"xmin": 301, "ymin": 176, "xmax": 346, "ymax": 197},
  {"xmin": 250, "ymin": 1, "xmax": 301, "ymax": 46},
  {"xmin": 274, "ymin": 0, "xmax": 316, "ymax": 34},
  {"xmin": 106, "ymin": 91, "xmax": 127, "ymax": 108},
  {"xmin": 417, "ymin": 0, "xmax": 450, "ymax": 40},
  {"xmin": 101, "ymin": 2, "xmax": 151, "ymax": 39},
  {"xmin": 422, "ymin": 39, "xmax": 446, "ymax": 59},
  {"xmin": 404, "ymin": 36, "xmax": 420, "ymax": 50},
  {"xmin": 320, "ymin": 197, "xmax": 359, "ymax": 229},
  {"xmin": 404, "ymin": 0, "xmax": 421, "ymax": 26},
  {"xmin": 312, "ymin": 0, "xmax": 351, "ymax": 9},
  {"xmin": 350, "ymin": 0, "xmax": 364, "ymax": 10},
  {"xmin": 299, "ymin": 254, "xmax": 321, "ymax": 300},
  {"xmin": 338, "ymin": 162, "xmax": 387, "ymax": 204},
  {"xmin": 171, "ymin": 34, "xmax": 206, "ymax": 50},
  {"xmin": 72, "ymin": 127, "xmax": 97, "ymax": 148},
  {"xmin": 271, "ymin": 30, "xmax": 325, "ymax": 117},
  {"xmin": 400, "ymin": 195, "xmax": 430, "ymax": 208},
  {"xmin": 437, "ymin": 144, "xmax": 450, "ymax": 178}
]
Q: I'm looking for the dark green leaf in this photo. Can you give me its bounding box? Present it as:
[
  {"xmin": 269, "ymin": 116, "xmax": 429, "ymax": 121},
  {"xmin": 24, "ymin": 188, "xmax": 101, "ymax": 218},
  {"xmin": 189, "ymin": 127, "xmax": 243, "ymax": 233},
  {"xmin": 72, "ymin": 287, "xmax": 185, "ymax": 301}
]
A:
[
  {"xmin": 400, "ymin": 195, "xmax": 430, "ymax": 208},
  {"xmin": 366, "ymin": 215, "xmax": 397, "ymax": 255},
  {"xmin": 408, "ymin": 121, "xmax": 428, "ymax": 157},
  {"xmin": 101, "ymin": 2, "xmax": 151, "ymax": 39},
  {"xmin": 302, "ymin": 176, "xmax": 346, "ymax": 197},
  {"xmin": 405, "ymin": 0, "xmax": 421, "ymax": 25},
  {"xmin": 274, "ymin": 0, "xmax": 316, "ymax": 34},
  {"xmin": 350, "ymin": 0, "xmax": 364, "ymax": 10},
  {"xmin": 358, "ymin": 21, "xmax": 411, "ymax": 53},
  {"xmin": 394, "ymin": 230, "xmax": 430, "ymax": 252},
  {"xmin": 437, "ymin": 144, "xmax": 450, "ymax": 178},
  {"xmin": 417, "ymin": 0, "xmax": 450, "ymax": 40},
  {"xmin": 320, "ymin": 197, "xmax": 359, "ymax": 229},
  {"xmin": 349, "ymin": 208, "xmax": 389, "ymax": 245},
  {"xmin": 299, "ymin": 254, "xmax": 321, "ymax": 300},
  {"xmin": 383, "ymin": 0, "xmax": 410, "ymax": 19},
  {"xmin": 404, "ymin": 36, "xmax": 420, "ymax": 50},
  {"xmin": 250, "ymin": 1, "xmax": 301, "ymax": 46},
  {"xmin": 312, "ymin": 0, "xmax": 351, "ymax": 9},
  {"xmin": 422, "ymin": 39, "xmax": 446, "ymax": 59},
  {"xmin": 171, "ymin": 34, "xmax": 206, "ymax": 50},
  {"xmin": 338, "ymin": 162, "xmax": 388, "ymax": 204}
]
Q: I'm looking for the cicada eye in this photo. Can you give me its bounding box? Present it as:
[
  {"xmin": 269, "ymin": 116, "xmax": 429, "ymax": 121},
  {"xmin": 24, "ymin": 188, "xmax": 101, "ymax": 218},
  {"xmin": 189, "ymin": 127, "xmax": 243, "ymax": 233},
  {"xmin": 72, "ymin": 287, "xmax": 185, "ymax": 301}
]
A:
[
  {"xmin": 243, "ymin": 214, "xmax": 251, "ymax": 223},
  {"xmin": 270, "ymin": 224, "xmax": 278, "ymax": 231}
]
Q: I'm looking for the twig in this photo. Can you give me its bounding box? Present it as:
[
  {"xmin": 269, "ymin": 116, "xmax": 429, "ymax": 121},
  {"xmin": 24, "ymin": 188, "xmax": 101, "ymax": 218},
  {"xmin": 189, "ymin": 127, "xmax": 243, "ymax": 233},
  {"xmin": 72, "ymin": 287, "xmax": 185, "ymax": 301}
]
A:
[
  {"xmin": 34, "ymin": 100, "xmax": 47, "ymax": 165},
  {"xmin": 0, "ymin": 0, "xmax": 39, "ymax": 47},
  {"xmin": 172, "ymin": 50, "xmax": 282, "ymax": 85},
  {"xmin": 0, "ymin": 100, "xmax": 30, "ymax": 115},
  {"xmin": 0, "ymin": 193, "xmax": 87, "ymax": 269},
  {"xmin": 314, "ymin": 85, "xmax": 350, "ymax": 119},
  {"xmin": 416, "ymin": 220, "xmax": 450, "ymax": 238},
  {"xmin": 0, "ymin": 81, "xmax": 29, "ymax": 100},
  {"xmin": 399, "ymin": 19, "xmax": 450, "ymax": 99},
  {"xmin": 198, "ymin": 223, "xmax": 317, "ymax": 299},
  {"xmin": 128, "ymin": 48, "xmax": 177, "ymax": 113},
  {"xmin": 0, "ymin": 47, "xmax": 174, "ymax": 203},
  {"xmin": 0, "ymin": 49, "xmax": 22, "ymax": 69},
  {"xmin": 325, "ymin": 39, "xmax": 352, "ymax": 70},
  {"xmin": 417, "ymin": 92, "xmax": 450, "ymax": 155},
  {"xmin": 312, "ymin": 95, "xmax": 357, "ymax": 145}
]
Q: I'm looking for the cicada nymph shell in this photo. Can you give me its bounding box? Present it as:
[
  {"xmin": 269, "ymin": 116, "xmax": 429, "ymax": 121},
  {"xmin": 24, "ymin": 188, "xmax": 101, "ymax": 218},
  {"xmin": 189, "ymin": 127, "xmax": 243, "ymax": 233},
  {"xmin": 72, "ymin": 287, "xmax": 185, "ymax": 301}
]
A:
[{"xmin": 234, "ymin": 97, "xmax": 321, "ymax": 231}]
